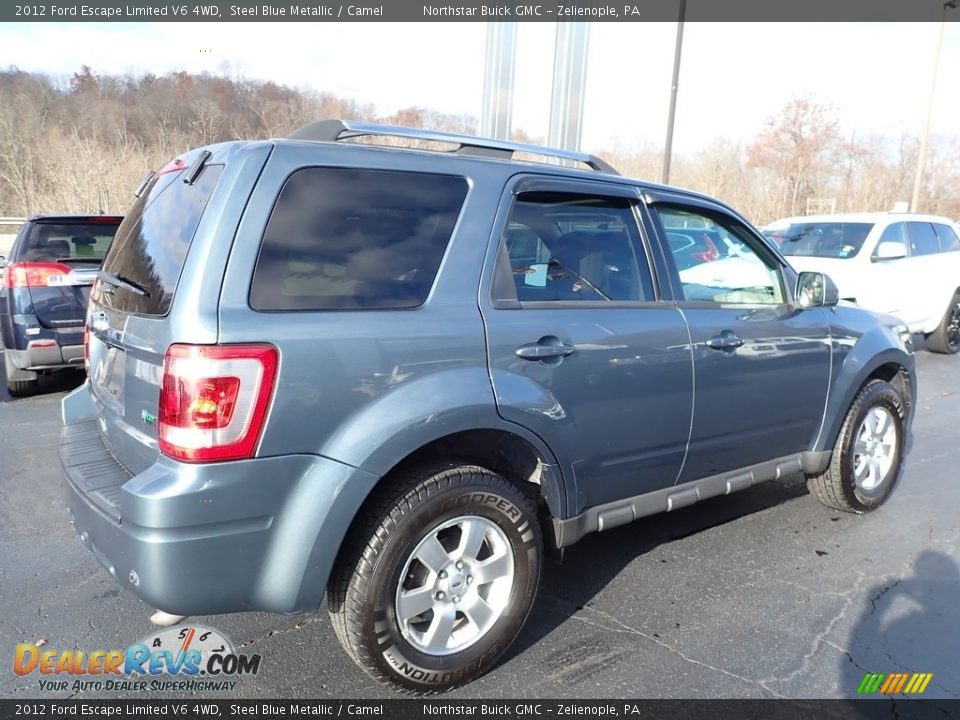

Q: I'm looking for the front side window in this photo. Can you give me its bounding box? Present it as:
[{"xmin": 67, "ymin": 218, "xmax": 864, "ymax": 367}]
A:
[
  {"xmin": 907, "ymin": 222, "xmax": 939, "ymax": 256},
  {"xmin": 501, "ymin": 192, "xmax": 654, "ymax": 303},
  {"xmin": 251, "ymin": 168, "xmax": 468, "ymax": 311},
  {"xmin": 877, "ymin": 222, "xmax": 908, "ymax": 247},
  {"xmin": 657, "ymin": 206, "xmax": 784, "ymax": 305}
]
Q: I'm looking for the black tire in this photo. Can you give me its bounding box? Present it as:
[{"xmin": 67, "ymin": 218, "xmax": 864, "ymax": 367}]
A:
[
  {"xmin": 327, "ymin": 464, "xmax": 542, "ymax": 693},
  {"xmin": 806, "ymin": 379, "xmax": 905, "ymax": 513},
  {"xmin": 6, "ymin": 377, "xmax": 38, "ymax": 397},
  {"xmin": 3, "ymin": 351, "xmax": 38, "ymax": 397},
  {"xmin": 926, "ymin": 291, "xmax": 960, "ymax": 354}
]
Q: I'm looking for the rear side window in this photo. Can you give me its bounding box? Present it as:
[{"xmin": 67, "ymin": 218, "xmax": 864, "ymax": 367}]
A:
[
  {"xmin": 933, "ymin": 223, "xmax": 960, "ymax": 252},
  {"xmin": 17, "ymin": 221, "xmax": 120, "ymax": 262},
  {"xmin": 907, "ymin": 222, "xmax": 939, "ymax": 256},
  {"xmin": 500, "ymin": 192, "xmax": 654, "ymax": 303},
  {"xmin": 250, "ymin": 168, "xmax": 468, "ymax": 311},
  {"xmin": 98, "ymin": 164, "xmax": 223, "ymax": 316}
]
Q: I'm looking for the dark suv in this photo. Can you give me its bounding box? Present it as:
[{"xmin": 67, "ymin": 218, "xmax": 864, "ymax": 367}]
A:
[
  {"xmin": 59, "ymin": 122, "xmax": 915, "ymax": 692},
  {"xmin": 1, "ymin": 214, "xmax": 122, "ymax": 395}
]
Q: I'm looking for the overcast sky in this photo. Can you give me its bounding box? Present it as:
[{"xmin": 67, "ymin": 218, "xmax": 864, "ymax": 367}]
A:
[{"xmin": 2, "ymin": 22, "xmax": 958, "ymax": 154}]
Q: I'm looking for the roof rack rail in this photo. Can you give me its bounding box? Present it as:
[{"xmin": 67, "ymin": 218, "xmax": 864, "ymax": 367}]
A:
[{"xmin": 286, "ymin": 119, "xmax": 619, "ymax": 175}]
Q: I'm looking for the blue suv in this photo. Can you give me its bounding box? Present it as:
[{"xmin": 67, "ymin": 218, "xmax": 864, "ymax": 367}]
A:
[
  {"xmin": 1, "ymin": 214, "xmax": 122, "ymax": 395},
  {"xmin": 59, "ymin": 121, "xmax": 915, "ymax": 692}
]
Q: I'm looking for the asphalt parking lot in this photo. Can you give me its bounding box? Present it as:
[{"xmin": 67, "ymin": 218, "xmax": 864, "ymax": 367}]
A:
[{"xmin": 1, "ymin": 347, "xmax": 958, "ymax": 701}]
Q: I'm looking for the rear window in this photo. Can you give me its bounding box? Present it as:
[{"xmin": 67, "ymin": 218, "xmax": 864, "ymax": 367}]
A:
[
  {"xmin": 933, "ymin": 223, "xmax": 960, "ymax": 252},
  {"xmin": 778, "ymin": 222, "xmax": 874, "ymax": 259},
  {"xmin": 97, "ymin": 163, "xmax": 223, "ymax": 316},
  {"xmin": 17, "ymin": 221, "xmax": 120, "ymax": 263},
  {"xmin": 250, "ymin": 168, "xmax": 468, "ymax": 311}
]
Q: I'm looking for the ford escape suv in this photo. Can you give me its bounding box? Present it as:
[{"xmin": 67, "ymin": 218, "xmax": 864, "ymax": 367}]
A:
[
  {"xmin": 60, "ymin": 121, "xmax": 916, "ymax": 692},
  {"xmin": 1, "ymin": 214, "xmax": 122, "ymax": 395}
]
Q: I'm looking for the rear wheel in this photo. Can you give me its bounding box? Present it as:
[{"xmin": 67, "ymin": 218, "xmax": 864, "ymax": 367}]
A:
[
  {"xmin": 6, "ymin": 378, "xmax": 38, "ymax": 397},
  {"xmin": 807, "ymin": 379, "xmax": 905, "ymax": 513},
  {"xmin": 3, "ymin": 353, "xmax": 38, "ymax": 397},
  {"xmin": 926, "ymin": 291, "xmax": 960, "ymax": 354},
  {"xmin": 327, "ymin": 464, "xmax": 542, "ymax": 693}
]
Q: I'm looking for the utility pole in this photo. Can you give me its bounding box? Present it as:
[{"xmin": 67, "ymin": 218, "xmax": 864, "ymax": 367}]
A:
[
  {"xmin": 661, "ymin": 0, "xmax": 687, "ymax": 185},
  {"xmin": 911, "ymin": 1, "xmax": 958, "ymax": 211}
]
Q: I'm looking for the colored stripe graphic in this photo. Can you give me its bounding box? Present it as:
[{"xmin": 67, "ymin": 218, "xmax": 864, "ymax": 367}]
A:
[
  {"xmin": 858, "ymin": 673, "xmax": 885, "ymax": 694},
  {"xmin": 859, "ymin": 672, "xmax": 933, "ymax": 695},
  {"xmin": 879, "ymin": 674, "xmax": 898, "ymax": 693}
]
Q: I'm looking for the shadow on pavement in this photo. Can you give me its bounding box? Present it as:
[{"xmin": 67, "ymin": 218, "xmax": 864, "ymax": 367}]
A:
[
  {"xmin": 504, "ymin": 473, "xmax": 811, "ymax": 662},
  {"xmin": 842, "ymin": 549, "xmax": 960, "ymax": 704}
]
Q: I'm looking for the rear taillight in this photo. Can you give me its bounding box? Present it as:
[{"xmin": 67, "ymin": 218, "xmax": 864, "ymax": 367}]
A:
[
  {"xmin": 158, "ymin": 344, "xmax": 278, "ymax": 463},
  {"xmin": 5, "ymin": 262, "xmax": 71, "ymax": 289},
  {"xmin": 692, "ymin": 235, "xmax": 720, "ymax": 263}
]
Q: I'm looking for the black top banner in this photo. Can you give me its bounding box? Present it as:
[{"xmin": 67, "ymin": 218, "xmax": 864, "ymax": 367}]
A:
[{"xmin": 4, "ymin": 0, "xmax": 960, "ymax": 22}]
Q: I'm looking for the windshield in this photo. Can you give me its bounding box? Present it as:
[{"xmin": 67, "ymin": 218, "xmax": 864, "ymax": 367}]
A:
[{"xmin": 774, "ymin": 222, "xmax": 874, "ymax": 259}]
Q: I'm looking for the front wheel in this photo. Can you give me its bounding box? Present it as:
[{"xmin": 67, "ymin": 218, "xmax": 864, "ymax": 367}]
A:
[
  {"xmin": 925, "ymin": 291, "xmax": 960, "ymax": 354},
  {"xmin": 327, "ymin": 465, "xmax": 542, "ymax": 693},
  {"xmin": 807, "ymin": 379, "xmax": 906, "ymax": 513}
]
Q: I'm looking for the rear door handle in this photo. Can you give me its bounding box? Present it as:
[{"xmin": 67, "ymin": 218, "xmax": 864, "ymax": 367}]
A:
[
  {"xmin": 705, "ymin": 332, "xmax": 744, "ymax": 351},
  {"xmin": 515, "ymin": 340, "xmax": 576, "ymax": 361}
]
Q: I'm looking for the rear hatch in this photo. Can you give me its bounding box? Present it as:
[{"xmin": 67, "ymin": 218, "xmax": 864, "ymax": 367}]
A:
[
  {"xmin": 13, "ymin": 217, "xmax": 121, "ymax": 344},
  {"xmin": 87, "ymin": 149, "xmax": 225, "ymax": 475}
]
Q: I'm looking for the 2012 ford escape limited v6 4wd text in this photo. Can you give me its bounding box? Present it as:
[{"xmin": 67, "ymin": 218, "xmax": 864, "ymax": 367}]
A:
[{"xmin": 60, "ymin": 121, "xmax": 916, "ymax": 692}]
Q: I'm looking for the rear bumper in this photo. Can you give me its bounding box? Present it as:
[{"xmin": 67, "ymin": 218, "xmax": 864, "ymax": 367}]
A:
[
  {"xmin": 61, "ymin": 396, "xmax": 379, "ymax": 616},
  {"xmin": 6, "ymin": 343, "xmax": 83, "ymax": 370},
  {"xmin": 4, "ymin": 311, "xmax": 84, "ymax": 379}
]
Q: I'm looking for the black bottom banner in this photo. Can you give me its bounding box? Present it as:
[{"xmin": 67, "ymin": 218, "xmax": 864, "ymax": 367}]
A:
[{"xmin": 1, "ymin": 699, "xmax": 958, "ymax": 720}]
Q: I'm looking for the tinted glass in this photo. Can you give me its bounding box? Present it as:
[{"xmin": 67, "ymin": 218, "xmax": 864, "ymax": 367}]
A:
[
  {"xmin": 98, "ymin": 165, "xmax": 223, "ymax": 316},
  {"xmin": 776, "ymin": 222, "xmax": 874, "ymax": 259},
  {"xmin": 251, "ymin": 168, "xmax": 468, "ymax": 311},
  {"xmin": 878, "ymin": 222, "xmax": 908, "ymax": 247},
  {"xmin": 503, "ymin": 192, "xmax": 653, "ymax": 303},
  {"xmin": 907, "ymin": 222, "xmax": 939, "ymax": 256},
  {"xmin": 933, "ymin": 223, "xmax": 960, "ymax": 252},
  {"xmin": 658, "ymin": 206, "xmax": 783, "ymax": 305},
  {"xmin": 18, "ymin": 221, "xmax": 119, "ymax": 262}
]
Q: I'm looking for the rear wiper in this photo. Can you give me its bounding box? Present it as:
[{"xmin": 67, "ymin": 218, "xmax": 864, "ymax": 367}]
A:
[{"xmin": 98, "ymin": 270, "xmax": 151, "ymax": 297}]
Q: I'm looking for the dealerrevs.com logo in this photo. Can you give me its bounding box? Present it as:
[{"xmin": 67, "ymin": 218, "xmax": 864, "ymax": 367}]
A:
[{"xmin": 14, "ymin": 625, "xmax": 261, "ymax": 693}]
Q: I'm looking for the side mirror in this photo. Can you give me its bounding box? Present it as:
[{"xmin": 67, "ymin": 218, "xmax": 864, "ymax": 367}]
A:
[
  {"xmin": 873, "ymin": 241, "xmax": 907, "ymax": 261},
  {"xmin": 0, "ymin": 255, "xmax": 6, "ymax": 268},
  {"xmin": 797, "ymin": 271, "xmax": 839, "ymax": 308}
]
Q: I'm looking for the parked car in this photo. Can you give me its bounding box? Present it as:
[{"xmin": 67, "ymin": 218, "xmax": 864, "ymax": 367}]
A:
[
  {"xmin": 60, "ymin": 121, "xmax": 915, "ymax": 693},
  {"xmin": 763, "ymin": 213, "xmax": 960, "ymax": 353},
  {"xmin": 1, "ymin": 214, "xmax": 123, "ymax": 395}
]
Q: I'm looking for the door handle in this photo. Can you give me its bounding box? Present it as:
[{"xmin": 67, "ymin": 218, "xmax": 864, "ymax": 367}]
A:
[
  {"xmin": 515, "ymin": 340, "xmax": 576, "ymax": 361},
  {"xmin": 705, "ymin": 331, "xmax": 744, "ymax": 351}
]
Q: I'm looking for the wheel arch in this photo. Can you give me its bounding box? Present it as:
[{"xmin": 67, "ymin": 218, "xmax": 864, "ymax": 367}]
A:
[
  {"xmin": 815, "ymin": 352, "xmax": 914, "ymax": 456},
  {"xmin": 292, "ymin": 425, "xmax": 567, "ymax": 612}
]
